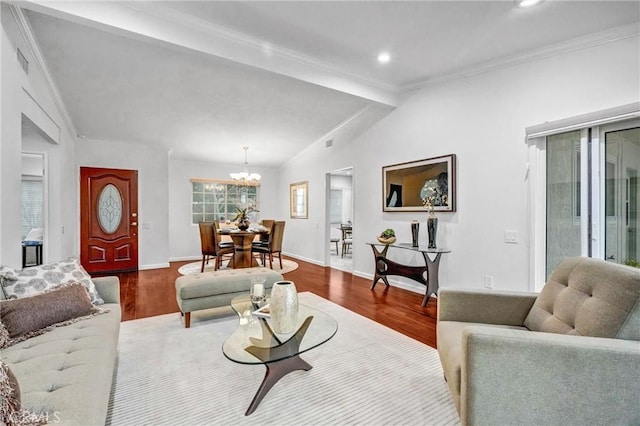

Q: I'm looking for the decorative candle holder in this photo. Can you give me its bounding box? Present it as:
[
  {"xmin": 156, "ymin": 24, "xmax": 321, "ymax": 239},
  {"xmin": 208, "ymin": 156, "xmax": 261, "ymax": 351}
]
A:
[{"xmin": 250, "ymin": 275, "xmax": 267, "ymax": 303}]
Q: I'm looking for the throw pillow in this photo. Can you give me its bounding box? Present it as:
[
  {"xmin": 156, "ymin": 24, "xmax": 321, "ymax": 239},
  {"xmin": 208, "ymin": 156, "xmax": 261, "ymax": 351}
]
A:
[
  {"xmin": 0, "ymin": 266, "xmax": 18, "ymax": 300},
  {"xmin": 0, "ymin": 258, "xmax": 104, "ymax": 305},
  {"xmin": 0, "ymin": 320, "xmax": 9, "ymax": 348},
  {"xmin": 1, "ymin": 360, "xmax": 45, "ymax": 426},
  {"xmin": 1, "ymin": 360, "xmax": 21, "ymax": 424},
  {"xmin": 0, "ymin": 265, "xmax": 18, "ymax": 281},
  {"xmin": 0, "ymin": 283, "xmax": 98, "ymax": 345}
]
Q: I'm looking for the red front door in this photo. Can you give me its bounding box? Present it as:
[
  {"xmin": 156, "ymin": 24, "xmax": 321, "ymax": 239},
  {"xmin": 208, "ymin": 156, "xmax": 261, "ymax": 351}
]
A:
[{"xmin": 80, "ymin": 167, "xmax": 138, "ymax": 274}]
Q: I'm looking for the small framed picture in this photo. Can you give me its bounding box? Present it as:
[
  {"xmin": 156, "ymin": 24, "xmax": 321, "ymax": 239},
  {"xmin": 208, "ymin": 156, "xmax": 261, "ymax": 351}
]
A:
[{"xmin": 290, "ymin": 181, "xmax": 308, "ymax": 219}]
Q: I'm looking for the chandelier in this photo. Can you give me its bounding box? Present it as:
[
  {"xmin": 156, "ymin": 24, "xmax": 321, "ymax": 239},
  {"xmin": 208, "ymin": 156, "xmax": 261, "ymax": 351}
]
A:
[{"xmin": 230, "ymin": 146, "xmax": 261, "ymax": 183}]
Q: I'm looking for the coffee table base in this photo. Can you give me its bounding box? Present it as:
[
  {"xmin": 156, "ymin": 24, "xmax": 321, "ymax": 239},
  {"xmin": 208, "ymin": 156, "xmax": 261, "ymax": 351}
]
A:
[
  {"xmin": 243, "ymin": 316, "xmax": 314, "ymax": 415},
  {"xmin": 245, "ymin": 355, "xmax": 312, "ymax": 416}
]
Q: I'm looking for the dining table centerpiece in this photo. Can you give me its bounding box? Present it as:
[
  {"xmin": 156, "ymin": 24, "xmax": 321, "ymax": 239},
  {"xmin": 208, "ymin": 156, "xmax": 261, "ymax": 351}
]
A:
[{"xmin": 233, "ymin": 206, "xmax": 259, "ymax": 231}]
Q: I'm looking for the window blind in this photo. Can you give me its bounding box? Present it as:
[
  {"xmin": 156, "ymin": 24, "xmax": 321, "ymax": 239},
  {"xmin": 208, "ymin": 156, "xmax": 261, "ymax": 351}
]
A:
[
  {"xmin": 21, "ymin": 178, "xmax": 43, "ymax": 239},
  {"xmin": 525, "ymin": 102, "xmax": 640, "ymax": 140}
]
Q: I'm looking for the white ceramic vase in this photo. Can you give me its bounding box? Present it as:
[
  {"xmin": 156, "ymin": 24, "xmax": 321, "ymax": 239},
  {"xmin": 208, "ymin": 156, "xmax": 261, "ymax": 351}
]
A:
[{"xmin": 270, "ymin": 280, "xmax": 299, "ymax": 333}]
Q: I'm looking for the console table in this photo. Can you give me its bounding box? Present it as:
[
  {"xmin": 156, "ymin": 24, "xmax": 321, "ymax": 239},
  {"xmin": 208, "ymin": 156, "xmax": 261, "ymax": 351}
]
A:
[{"xmin": 367, "ymin": 242, "xmax": 450, "ymax": 306}]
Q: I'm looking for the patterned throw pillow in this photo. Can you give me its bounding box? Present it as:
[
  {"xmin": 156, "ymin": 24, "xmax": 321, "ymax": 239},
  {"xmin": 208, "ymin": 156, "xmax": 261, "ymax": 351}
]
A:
[{"xmin": 0, "ymin": 258, "xmax": 104, "ymax": 305}]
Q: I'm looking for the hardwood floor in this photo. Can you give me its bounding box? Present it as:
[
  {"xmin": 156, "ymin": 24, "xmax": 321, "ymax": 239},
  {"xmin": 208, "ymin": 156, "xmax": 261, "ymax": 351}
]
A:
[{"xmin": 109, "ymin": 257, "xmax": 438, "ymax": 348}]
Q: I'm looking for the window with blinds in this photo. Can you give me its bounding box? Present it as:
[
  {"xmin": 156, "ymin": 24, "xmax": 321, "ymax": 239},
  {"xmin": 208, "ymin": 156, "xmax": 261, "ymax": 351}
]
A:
[{"xmin": 21, "ymin": 178, "xmax": 43, "ymax": 239}]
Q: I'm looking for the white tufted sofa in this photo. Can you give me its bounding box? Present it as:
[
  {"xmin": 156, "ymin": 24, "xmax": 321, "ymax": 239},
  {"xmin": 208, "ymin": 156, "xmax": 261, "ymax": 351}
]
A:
[{"xmin": 1, "ymin": 276, "xmax": 121, "ymax": 425}]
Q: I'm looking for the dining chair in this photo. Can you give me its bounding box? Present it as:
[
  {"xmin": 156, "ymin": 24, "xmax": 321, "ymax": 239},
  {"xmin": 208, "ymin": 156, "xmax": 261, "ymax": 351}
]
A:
[
  {"xmin": 252, "ymin": 221, "xmax": 285, "ymax": 269},
  {"xmin": 330, "ymin": 236, "xmax": 340, "ymax": 254},
  {"xmin": 254, "ymin": 219, "xmax": 275, "ymax": 248},
  {"xmin": 213, "ymin": 221, "xmax": 234, "ymax": 249},
  {"xmin": 341, "ymin": 225, "xmax": 353, "ymax": 258},
  {"xmin": 199, "ymin": 222, "xmax": 234, "ymax": 272}
]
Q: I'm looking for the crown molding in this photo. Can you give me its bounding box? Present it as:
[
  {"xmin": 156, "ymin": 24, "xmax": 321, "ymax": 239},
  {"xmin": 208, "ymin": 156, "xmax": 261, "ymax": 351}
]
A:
[
  {"xmin": 402, "ymin": 22, "xmax": 640, "ymax": 94},
  {"xmin": 8, "ymin": 4, "xmax": 77, "ymax": 139}
]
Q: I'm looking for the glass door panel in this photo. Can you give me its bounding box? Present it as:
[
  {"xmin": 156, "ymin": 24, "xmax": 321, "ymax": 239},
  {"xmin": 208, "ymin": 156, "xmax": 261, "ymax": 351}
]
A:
[
  {"xmin": 604, "ymin": 126, "xmax": 640, "ymax": 266},
  {"xmin": 546, "ymin": 131, "xmax": 582, "ymax": 277}
]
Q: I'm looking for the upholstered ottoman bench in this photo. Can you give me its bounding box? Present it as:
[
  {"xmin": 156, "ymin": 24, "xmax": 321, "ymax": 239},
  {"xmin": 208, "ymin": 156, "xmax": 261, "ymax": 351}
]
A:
[{"xmin": 175, "ymin": 268, "xmax": 283, "ymax": 328}]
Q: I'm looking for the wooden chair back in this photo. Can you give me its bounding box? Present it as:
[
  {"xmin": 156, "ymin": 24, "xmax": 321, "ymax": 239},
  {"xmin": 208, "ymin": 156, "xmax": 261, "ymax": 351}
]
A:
[
  {"xmin": 260, "ymin": 219, "xmax": 275, "ymax": 242},
  {"xmin": 198, "ymin": 222, "xmax": 216, "ymax": 256},
  {"xmin": 212, "ymin": 221, "xmax": 226, "ymax": 250},
  {"xmin": 270, "ymin": 221, "xmax": 286, "ymax": 252}
]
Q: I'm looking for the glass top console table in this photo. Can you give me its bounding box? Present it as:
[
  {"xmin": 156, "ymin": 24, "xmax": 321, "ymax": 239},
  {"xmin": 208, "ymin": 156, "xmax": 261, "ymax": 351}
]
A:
[{"xmin": 366, "ymin": 242, "xmax": 451, "ymax": 306}]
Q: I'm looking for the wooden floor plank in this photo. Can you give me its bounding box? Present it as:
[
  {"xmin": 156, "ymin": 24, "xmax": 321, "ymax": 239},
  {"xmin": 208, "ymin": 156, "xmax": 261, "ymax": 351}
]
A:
[{"xmin": 107, "ymin": 257, "xmax": 438, "ymax": 348}]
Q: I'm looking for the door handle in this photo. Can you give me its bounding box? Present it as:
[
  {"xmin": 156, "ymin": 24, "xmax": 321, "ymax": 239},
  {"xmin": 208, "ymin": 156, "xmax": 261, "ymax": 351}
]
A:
[{"xmin": 131, "ymin": 222, "xmax": 138, "ymax": 226}]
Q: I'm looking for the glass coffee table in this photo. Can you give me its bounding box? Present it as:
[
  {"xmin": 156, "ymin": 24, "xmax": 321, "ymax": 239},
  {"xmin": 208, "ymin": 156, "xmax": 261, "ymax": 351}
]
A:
[{"xmin": 223, "ymin": 294, "xmax": 338, "ymax": 415}]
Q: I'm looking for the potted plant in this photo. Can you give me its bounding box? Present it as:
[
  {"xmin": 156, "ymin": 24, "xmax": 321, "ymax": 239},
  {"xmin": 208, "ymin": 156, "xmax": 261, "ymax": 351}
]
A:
[
  {"xmin": 377, "ymin": 228, "xmax": 396, "ymax": 245},
  {"xmin": 233, "ymin": 206, "xmax": 259, "ymax": 230}
]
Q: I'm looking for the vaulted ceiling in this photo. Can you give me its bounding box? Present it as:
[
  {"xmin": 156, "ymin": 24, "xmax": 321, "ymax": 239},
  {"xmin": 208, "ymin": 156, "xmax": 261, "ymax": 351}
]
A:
[{"xmin": 13, "ymin": 1, "xmax": 640, "ymax": 167}]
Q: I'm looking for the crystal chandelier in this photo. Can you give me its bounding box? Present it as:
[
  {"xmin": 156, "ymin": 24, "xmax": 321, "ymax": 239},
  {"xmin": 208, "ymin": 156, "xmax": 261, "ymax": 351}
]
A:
[{"xmin": 230, "ymin": 146, "xmax": 261, "ymax": 183}]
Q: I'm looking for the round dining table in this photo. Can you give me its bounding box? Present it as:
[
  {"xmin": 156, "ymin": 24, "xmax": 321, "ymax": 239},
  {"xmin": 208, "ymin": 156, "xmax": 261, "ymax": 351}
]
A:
[{"xmin": 227, "ymin": 230, "xmax": 266, "ymax": 268}]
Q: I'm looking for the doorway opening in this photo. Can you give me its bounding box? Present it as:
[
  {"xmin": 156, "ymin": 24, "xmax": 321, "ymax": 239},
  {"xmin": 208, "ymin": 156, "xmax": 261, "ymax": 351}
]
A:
[
  {"xmin": 20, "ymin": 153, "xmax": 45, "ymax": 267},
  {"xmin": 325, "ymin": 167, "xmax": 354, "ymax": 272},
  {"xmin": 21, "ymin": 116, "xmax": 51, "ymax": 267}
]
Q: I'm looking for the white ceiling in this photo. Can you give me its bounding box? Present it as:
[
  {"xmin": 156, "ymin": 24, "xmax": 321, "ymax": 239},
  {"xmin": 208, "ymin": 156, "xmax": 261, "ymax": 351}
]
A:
[{"xmin": 16, "ymin": 1, "xmax": 640, "ymax": 167}]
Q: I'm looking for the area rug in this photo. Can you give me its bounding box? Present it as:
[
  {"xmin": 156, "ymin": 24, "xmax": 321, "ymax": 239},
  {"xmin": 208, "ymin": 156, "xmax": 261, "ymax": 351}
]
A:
[
  {"xmin": 178, "ymin": 258, "xmax": 299, "ymax": 275},
  {"xmin": 106, "ymin": 292, "xmax": 460, "ymax": 426}
]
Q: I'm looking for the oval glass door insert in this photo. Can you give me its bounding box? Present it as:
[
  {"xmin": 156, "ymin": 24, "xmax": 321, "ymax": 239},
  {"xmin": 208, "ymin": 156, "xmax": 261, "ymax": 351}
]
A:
[{"xmin": 98, "ymin": 184, "xmax": 123, "ymax": 234}]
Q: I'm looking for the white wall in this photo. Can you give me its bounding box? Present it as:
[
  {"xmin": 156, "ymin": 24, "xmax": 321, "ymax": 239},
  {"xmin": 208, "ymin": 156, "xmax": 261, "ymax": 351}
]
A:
[
  {"xmin": 168, "ymin": 158, "xmax": 279, "ymax": 261},
  {"xmin": 76, "ymin": 139, "xmax": 170, "ymax": 269},
  {"xmin": 279, "ymin": 133, "xmax": 358, "ymax": 265},
  {"xmin": 280, "ymin": 36, "xmax": 640, "ymax": 293},
  {"xmin": 1, "ymin": 5, "xmax": 77, "ymax": 267}
]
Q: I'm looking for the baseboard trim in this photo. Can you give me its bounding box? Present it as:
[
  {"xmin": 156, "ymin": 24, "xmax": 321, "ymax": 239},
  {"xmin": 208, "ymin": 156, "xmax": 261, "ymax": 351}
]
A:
[
  {"xmin": 139, "ymin": 263, "xmax": 170, "ymax": 270},
  {"xmin": 282, "ymin": 252, "xmax": 325, "ymax": 267},
  {"xmin": 168, "ymin": 256, "xmax": 201, "ymax": 262}
]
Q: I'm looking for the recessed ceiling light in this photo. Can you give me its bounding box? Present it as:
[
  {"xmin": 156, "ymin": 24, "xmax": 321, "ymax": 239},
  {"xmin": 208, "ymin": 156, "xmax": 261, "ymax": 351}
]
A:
[
  {"xmin": 517, "ymin": 0, "xmax": 542, "ymax": 8},
  {"xmin": 377, "ymin": 52, "xmax": 390, "ymax": 64}
]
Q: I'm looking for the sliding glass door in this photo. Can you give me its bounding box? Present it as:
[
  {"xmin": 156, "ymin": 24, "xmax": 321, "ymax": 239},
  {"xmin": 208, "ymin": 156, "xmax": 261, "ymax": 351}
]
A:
[
  {"xmin": 545, "ymin": 120, "xmax": 639, "ymax": 276},
  {"xmin": 604, "ymin": 126, "xmax": 639, "ymax": 266},
  {"xmin": 546, "ymin": 131, "xmax": 583, "ymax": 277}
]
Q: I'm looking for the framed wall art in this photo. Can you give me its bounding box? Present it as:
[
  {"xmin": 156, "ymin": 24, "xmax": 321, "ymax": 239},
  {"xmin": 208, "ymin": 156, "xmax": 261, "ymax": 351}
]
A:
[
  {"xmin": 382, "ymin": 154, "xmax": 456, "ymax": 212},
  {"xmin": 290, "ymin": 181, "xmax": 308, "ymax": 219}
]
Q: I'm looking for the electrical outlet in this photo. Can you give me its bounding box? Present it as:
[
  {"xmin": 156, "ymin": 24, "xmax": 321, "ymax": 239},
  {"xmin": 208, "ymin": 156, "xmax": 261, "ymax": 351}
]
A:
[
  {"xmin": 504, "ymin": 230, "xmax": 518, "ymax": 244},
  {"xmin": 483, "ymin": 275, "xmax": 494, "ymax": 289}
]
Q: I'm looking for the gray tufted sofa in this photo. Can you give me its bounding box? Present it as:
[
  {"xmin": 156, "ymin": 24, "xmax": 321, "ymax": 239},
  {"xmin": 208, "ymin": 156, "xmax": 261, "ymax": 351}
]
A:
[
  {"xmin": 437, "ymin": 257, "xmax": 640, "ymax": 426},
  {"xmin": 1, "ymin": 276, "xmax": 121, "ymax": 425}
]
